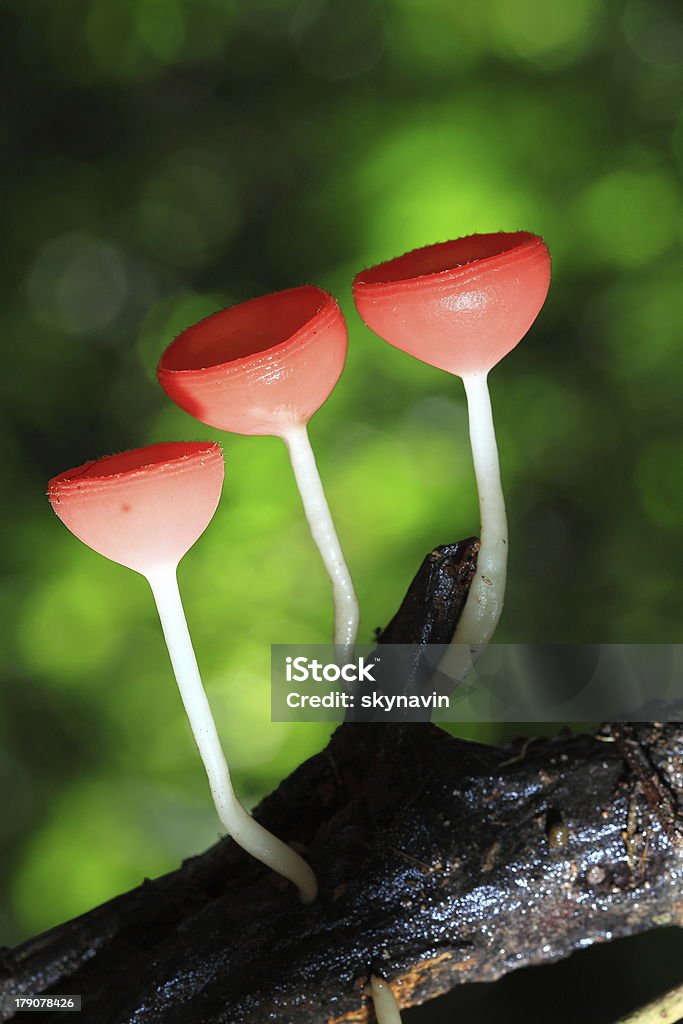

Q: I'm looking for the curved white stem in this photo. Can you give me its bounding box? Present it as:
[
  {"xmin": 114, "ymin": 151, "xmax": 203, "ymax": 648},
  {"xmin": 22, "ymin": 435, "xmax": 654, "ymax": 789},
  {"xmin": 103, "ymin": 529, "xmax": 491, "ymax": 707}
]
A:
[
  {"xmin": 615, "ymin": 983, "xmax": 683, "ymax": 1024},
  {"xmin": 368, "ymin": 976, "xmax": 403, "ymax": 1024},
  {"xmin": 439, "ymin": 372, "xmax": 507, "ymax": 683},
  {"xmin": 282, "ymin": 424, "xmax": 359, "ymax": 660},
  {"xmin": 147, "ymin": 565, "xmax": 318, "ymax": 904}
]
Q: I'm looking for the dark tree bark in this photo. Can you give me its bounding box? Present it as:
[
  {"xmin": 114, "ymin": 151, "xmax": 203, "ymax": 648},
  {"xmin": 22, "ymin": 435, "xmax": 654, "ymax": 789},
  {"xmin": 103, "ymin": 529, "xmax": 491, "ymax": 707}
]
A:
[{"xmin": 1, "ymin": 541, "xmax": 681, "ymax": 1024}]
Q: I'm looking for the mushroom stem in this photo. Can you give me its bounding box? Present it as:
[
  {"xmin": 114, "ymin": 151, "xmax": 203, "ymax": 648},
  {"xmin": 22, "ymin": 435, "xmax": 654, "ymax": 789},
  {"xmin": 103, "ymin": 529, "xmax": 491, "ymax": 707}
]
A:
[
  {"xmin": 282, "ymin": 424, "xmax": 359, "ymax": 660},
  {"xmin": 614, "ymin": 983, "xmax": 683, "ymax": 1024},
  {"xmin": 441, "ymin": 372, "xmax": 507, "ymax": 682},
  {"xmin": 368, "ymin": 976, "xmax": 403, "ymax": 1024},
  {"xmin": 147, "ymin": 565, "xmax": 318, "ymax": 904}
]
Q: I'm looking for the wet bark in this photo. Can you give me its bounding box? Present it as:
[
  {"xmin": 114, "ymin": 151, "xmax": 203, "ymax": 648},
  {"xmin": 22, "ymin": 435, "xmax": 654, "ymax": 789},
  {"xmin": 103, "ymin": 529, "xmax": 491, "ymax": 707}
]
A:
[{"xmin": 1, "ymin": 540, "xmax": 681, "ymax": 1024}]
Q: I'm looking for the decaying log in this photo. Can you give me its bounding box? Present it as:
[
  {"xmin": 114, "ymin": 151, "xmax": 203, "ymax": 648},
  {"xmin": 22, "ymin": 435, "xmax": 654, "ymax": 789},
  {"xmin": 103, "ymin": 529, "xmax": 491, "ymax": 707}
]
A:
[{"xmin": 0, "ymin": 540, "xmax": 681, "ymax": 1024}]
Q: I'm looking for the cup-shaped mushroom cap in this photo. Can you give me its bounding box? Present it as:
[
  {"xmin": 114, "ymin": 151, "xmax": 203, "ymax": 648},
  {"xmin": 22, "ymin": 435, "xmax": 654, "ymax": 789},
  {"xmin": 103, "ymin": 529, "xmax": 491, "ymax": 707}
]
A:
[
  {"xmin": 48, "ymin": 442, "xmax": 224, "ymax": 574},
  {"xmin": 353, "ymin": 232, "xmax": 551, "ymax": 377},
  {"xmin": 157, "ymin": 286, "xmax": 348, "ymax": 436}
]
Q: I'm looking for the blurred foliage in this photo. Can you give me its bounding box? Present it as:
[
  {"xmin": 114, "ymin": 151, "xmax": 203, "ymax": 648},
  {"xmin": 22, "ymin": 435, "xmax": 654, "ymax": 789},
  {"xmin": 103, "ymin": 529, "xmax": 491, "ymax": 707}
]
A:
[{"xmin": 1, "ymin": 0, "xmax": 682, "ymax": 1017}]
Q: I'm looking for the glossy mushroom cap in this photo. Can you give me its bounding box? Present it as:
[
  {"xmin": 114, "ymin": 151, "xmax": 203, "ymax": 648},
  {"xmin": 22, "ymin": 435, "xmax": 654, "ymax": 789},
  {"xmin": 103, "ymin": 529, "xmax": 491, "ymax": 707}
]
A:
[
  {"xmin": 353, "ymin": 232, "xmax": 551, "ymax": 376},
  {"xmin": 157, "ymin": 286, "xmax": 348, "ymax": 436},
  {"xmin": 48, "ymin": 442, "xmax": 224, "ymax": 574}
]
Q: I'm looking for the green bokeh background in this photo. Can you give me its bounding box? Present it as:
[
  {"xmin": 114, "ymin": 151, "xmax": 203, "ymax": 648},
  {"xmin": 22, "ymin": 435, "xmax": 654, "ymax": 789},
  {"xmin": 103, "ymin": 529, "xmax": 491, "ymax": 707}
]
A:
[{"xmin": 1, "ymin": 0, "xmax": 682, "ymax": 1019}]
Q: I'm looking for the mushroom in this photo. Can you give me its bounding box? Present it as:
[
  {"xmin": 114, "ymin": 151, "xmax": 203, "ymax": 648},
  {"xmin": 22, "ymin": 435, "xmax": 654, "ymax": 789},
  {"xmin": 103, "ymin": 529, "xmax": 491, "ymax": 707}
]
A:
[
  {"xmin": 48, "ymin": 441, "xmax": 317, "ymax": 903},
  {"xmin": 367, "ymin": 976, "xmax": 403, "ymax": 1024},
  {"xmin": 353, "ymin": 232, "xmax": 551, "ymax": 677},
  {"xmin": 157, "ymin": 285, "xmax": 358, "ymax": 660}
]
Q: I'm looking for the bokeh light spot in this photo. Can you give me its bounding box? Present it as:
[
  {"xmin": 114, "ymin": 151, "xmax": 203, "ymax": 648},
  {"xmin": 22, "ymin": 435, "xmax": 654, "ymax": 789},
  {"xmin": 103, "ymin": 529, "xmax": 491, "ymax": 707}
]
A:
[
  {"xmin": 290, "ymin": 0, "xmax": 385, "ymax": 80},
  {"xmin": 390, "ymin": 0, "xmax": 487, "ymax": 75},
  {"xmin": 489, "ymin": 0, "xmax": 601, "ymax": 65},
  {"xmin": 596, "ymin": 265, "xmax": 683, "ymax": 377},
  {"xmin": 18, "ymin": 558, "xmax": 137, "ymax": 686},
  {"xmin": 623, "ymin": 0, "xmax": 683, "ymax": 69},
  {"xmin": 573, "ymin": 166, "xmax": 679, "ymax": 267},
  {"xmin": 85, "ymin": 0, "xmax": 151, "ymax": 80},
  {"xmin": 26, "ymin": 233, "xmax": 128, "ymax": 335},
  {"xmin": 637, "ymin": 438, "xmax": 682, "ymax": 530},
  {"xmin": 136, "ymin": 150, "xmax": 238, "ymax": 267},
  {"xmin": 135, "ymin": 0, "xmax": 186, "ymax": 63}
]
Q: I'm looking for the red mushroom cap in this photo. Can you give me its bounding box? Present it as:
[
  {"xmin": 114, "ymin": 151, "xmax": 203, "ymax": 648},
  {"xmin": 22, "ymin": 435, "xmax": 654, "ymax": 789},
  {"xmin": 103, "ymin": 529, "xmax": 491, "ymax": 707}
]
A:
[
  {"xmin": 48, "ymin": 442, "xmax": 224, "ymax": 574},
  {"xmin": 157, "ymin": 286, "xmax": 348, "ymax": 436},
  {"xmin": 353, "ymin": 232, "xmax": 551, "ymax": 376}
]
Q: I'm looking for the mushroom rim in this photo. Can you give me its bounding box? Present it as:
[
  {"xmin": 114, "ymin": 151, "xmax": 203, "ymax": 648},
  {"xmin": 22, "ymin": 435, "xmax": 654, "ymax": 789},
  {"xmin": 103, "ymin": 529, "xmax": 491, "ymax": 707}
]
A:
[
  {"xmin": 353, "ymin": 231, "xmax": 548, "ymax": 293},
  {"xmin": 48, "ymin": 441, "xmax": 223, "ymax": 496},
  {"xmin": 157, "ymin": 284, "xmax": 343, "ymax": 378}
]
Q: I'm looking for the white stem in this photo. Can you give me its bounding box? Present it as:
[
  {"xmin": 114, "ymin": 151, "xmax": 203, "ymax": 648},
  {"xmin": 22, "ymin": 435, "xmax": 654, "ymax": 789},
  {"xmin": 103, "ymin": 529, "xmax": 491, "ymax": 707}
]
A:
[
  {"xmin": 147, "ymin": 565, "xmax": 318, "ymax": 904},
  {"xmin": 368, "ymin": 976, "xmax": 403, "ymax": 1024},
  {"xmin": 282, "ymin": 424, "xmax": 359, "ymax": 660},
  {"xmin": 615, "ymin": 984, "xmax": 683, "ymax": 1024},
  {"xmin": 439, "ymin": 372, "xmax": 507, "ymax": 683}
]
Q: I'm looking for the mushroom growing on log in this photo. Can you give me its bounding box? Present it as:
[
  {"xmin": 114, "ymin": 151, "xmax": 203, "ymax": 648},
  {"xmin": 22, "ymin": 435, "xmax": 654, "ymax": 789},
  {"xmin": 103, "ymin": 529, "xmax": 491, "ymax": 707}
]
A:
[
  {"xmin": 47, "ymin": 443, "xmax": 317, "ymax": 904},
  {"xmin": 157, "ymin": 286, "xmax": 359, "ymax": 660},
  {"xmin": 354, "ymin": 232, "xmax": 551, "ymax": 683}
]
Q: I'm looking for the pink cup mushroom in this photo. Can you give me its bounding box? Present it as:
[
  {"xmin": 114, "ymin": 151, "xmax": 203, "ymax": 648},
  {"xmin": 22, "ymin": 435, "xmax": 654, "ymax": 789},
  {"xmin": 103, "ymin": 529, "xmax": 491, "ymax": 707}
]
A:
[
  {"xmin": 157, "ymin": 285, "xmax": 359, "ymax": 659},
  {"xmin": 353, "ymin": 232, "xmax": 551, "ymax": 673},
  {"xmin": 48, "ymin": 441, "xmax": 317, "ymax": 903}
]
